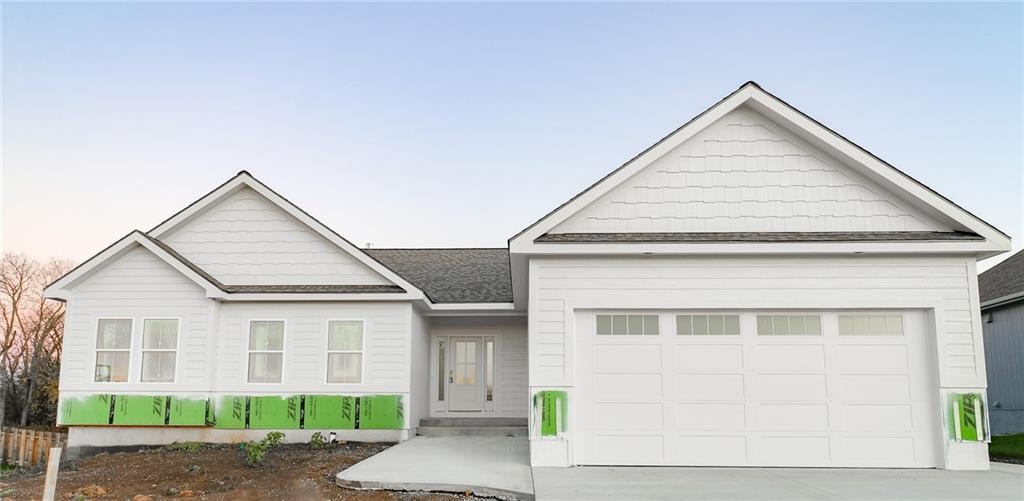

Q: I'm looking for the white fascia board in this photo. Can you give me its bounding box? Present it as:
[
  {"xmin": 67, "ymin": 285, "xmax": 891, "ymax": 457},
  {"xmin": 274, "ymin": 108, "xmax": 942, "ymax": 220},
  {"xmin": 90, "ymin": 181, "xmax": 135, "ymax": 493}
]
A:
[
  {"xmin": 424, "ymin": 303, "xmax": 524, "ymax": 317},
  {"xmin": 515, "ymin": 240, "xmax": 1008, "ymax": 257},
  {"xmin": 216, "ymin": 292, "xmax": 423, "ymax": 302},
  {"xmin": 43, "ymin": 231, "xmax": 225, "ymax": 301},
  {"xmin": 148, "ymin": 172, "xmax": 426, "ymax": 301}
]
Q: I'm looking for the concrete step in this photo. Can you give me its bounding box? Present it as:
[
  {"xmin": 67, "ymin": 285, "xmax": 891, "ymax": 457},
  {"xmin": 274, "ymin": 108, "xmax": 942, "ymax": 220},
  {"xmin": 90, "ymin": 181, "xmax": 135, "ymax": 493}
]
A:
[
  {"xmin": 417, "ymin": 426, "xmax": 528, "ymax": 437},
  {"xmin": 419, "ymin": 417, "xmax": 527, "ymax": 428}
]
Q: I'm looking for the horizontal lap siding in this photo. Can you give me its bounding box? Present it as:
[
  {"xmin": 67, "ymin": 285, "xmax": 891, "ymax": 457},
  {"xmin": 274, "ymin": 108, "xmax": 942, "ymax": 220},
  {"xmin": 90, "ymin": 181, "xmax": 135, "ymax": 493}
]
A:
[
  {"xmin": 215, "ymin": 302, "xmax": 412, "ymax": 395},
  {"xmin": 61, "ymin": 247, "xmax": 212, "ymax": 393},
  {"xmin": 529, "ymin": 256, "xmax": 982, "ymax": 388},
  {"xmin": 500, "ymin": 330, "xmax": 529, "ymax": 417}
]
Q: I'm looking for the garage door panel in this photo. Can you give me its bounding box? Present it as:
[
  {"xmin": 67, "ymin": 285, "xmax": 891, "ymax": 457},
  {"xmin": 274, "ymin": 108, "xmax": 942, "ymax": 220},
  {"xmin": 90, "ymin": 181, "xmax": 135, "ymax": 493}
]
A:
[
  {"xmin": 836, "ymin": 403, "xmax": 914, "ymax": 431},
  {"xmin": 675, "ymin": 344, "xmax": 743, "ymax": 371},
  {"xmin": 672, "ymin": 403, "xmax": 746, "ymax": 430},
  {"xmin": 752, "ymin": 345, "xmax": 825, "ymax": 371},
  {"xmin": 834, "ymin": 436, "xmax": 917, "ymax": 466},
  {"xmin": 666, "ymin": 435, "xmax": 748, "ymax": 464},
  {"xmin": 750, "ymin": 436, "xmax": 830, "ymax": 465},
  {"xmin": 576, "ymin": 310, "xmax": 938, "ymax": 468},
  {"xmin": 592, "ymin": 373, "xmax": 662, "ymax": 400},
  {"xmin": 838, "ymin": 374, "xmax": 910, "ymax": 402},
  {"xmin": 671, "ymin": 374, "xmax": 745, "ymax": 400},
  {"xmin": 838, "ymin": 344, "xmax": 908, "ymax": 371},
  {"xmin": 754, "ymin": 403, "xmax": 829, "ymax": 431},
  {"xmin": 592, "ymin": 402, "xmax": 663, "ymax": 429},
  {"xmin": 594, "ymin": 344, "xmax": 661, "ymax": 372},
  {"xmin": 750, "ymin": 374, "xmax": 827, "ymax": 401}
]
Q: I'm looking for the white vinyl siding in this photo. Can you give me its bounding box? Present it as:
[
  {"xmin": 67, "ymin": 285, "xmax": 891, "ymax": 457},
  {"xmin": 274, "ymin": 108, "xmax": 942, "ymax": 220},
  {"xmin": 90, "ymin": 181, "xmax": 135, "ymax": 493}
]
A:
[
  {"xmin": 550, "ymin": 106, "xmax": 947, "ymax": 234},
  {"xmin": 161, "ymin": 187, "xmax": 394, "ymax": 286},
  {"xmin": 60, "ymin": 246, "xmax": 212, "ymax": 394},
  {"xmin": 140, "ymin": 319, "xmax": 178, "ymax": 382},
  {"xmin": 327, "ymin": 320, "xmax": 364, "ymax": 384},
  {"xmin": 94, "ymin": 319, "xmax": 132, "ymax": 382},
  {"xmin": 247, "ymin": 320, "xmax": 284, "ymax": 384}
]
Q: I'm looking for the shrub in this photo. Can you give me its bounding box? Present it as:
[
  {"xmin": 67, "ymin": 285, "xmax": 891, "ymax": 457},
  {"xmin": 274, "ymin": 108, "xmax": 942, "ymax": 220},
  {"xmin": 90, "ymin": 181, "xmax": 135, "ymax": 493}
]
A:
[
  {"xmin": 162, "ymin": 442, "xmax": 203, "ymax": 453},
  {"xmin": 242, "ymin": 432, "xmax": 285, "ymax": 466},
  {"xmin": 309, "ymin": 432, "xmax": 327, "ymax": 450}
]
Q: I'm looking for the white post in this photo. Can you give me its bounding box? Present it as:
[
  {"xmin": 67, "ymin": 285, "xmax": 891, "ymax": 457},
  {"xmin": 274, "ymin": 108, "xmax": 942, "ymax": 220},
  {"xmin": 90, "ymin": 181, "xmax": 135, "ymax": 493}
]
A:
[{"xmin": 41, "ymin": 447, "xmax": 61, "ymax": 501}]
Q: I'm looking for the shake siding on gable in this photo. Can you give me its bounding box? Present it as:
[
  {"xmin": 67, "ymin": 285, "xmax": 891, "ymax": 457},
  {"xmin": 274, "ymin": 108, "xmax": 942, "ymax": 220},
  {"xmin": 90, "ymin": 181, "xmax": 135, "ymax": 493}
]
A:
[
  {"xmin": 551, "ymin": 107, "xmax": 948, "ymax": 235},
  {"xmin": 528, "ymin": 255, "xmax": 985, "ymax": 389},
  {"xmin": 60, "ymin": 247, "xmax": 212, "ymax": 393},
  {"xmin": 162, "ymin": 187, "xmax": 393, "ymax": 286}
]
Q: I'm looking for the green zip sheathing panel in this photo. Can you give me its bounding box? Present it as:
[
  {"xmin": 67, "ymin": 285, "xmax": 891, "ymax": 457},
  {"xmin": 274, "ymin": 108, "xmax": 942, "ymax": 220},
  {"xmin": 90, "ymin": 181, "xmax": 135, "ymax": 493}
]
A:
[
  {"xmin": 249, "ymin": 396, "xmax": 301, "ymax": 429},
  {"xmin": 168, "ymin": 397, "xmax": 209, "ymax": 426},
  {"xmin": 950, "ymin": 393, "xmax": 986, "ymax": 442},
  {"xmin": 60, "ymin": 394, "xmax": 114, "ymax": 425},
  {"xmin": 113, "ymin": 395, "xmax": 167, "ymax": 426},
  {"xmin": 358, "ymin": 395, "xmax": 404, "ymax": 429},
  {"xmin": 536, "ymin": 390, "xmax": 568, "ymax": 437},
  {"xmin": 304, "ymin": 395, "xmax": 357, "ymax": 430},
  {"xmin": 213, "ymin": 395, "xmax": 248, "ymax": 429}
]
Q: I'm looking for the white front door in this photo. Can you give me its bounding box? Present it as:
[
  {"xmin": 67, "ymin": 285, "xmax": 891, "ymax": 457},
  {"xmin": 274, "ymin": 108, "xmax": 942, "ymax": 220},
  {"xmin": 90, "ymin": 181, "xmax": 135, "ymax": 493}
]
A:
[{"xmin": 447, "ymin": 336, "xmax": 484, "ymax": 411}]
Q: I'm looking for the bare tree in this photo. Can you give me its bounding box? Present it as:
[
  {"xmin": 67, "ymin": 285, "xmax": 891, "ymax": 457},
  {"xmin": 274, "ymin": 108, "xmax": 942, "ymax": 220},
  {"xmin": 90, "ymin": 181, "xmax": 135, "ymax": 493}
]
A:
[{"xmin": 0, "ymin": 254, "xmax": 73, "ymax": 427}]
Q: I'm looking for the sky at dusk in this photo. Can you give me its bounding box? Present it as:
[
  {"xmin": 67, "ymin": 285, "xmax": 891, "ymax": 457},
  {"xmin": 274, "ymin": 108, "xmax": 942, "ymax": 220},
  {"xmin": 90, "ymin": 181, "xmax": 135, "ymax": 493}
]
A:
[{"xmin": 2, "ymin": 2, "xmax": 1021, "ymax": 270}]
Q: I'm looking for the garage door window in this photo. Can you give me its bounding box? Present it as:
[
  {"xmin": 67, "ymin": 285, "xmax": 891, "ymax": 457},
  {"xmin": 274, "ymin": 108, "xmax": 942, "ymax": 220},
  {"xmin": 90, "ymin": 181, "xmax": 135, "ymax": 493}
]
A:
[
  {"xmin": 756, "ymin": 314, "xmax": 821, "ymax": 336},
  {"xmin": 596, "ymin": 314, "xmax": 659, "ymax": 335},
  {"xmin": 838, "ymin": 313, "xmax": 903, "ymax": 336},
  {"xmin": 677, "ymin": 314, "xmax": 740, "ymax": 335}
]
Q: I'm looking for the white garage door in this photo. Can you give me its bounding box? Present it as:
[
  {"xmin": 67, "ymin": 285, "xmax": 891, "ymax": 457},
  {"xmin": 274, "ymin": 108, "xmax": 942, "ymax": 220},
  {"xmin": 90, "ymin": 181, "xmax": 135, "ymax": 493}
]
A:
[{"xmin": 575, "ymin": 311, "xmax": 940, "ymax": 467}]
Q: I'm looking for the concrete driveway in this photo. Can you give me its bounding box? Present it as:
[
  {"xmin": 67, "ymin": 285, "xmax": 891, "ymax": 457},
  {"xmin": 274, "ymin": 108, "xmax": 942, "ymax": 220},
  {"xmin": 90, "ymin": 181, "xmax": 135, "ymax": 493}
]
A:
[{"xmin": 533, "ymin": 462, "xmax": 1024, "ymax": 501}]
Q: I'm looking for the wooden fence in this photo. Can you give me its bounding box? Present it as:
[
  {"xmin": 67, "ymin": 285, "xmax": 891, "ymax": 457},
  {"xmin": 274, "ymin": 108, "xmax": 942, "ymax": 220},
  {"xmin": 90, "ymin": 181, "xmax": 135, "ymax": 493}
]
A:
[{"xmin": 0, "ymin": 427, "xmax": 66, "ymax": 467}]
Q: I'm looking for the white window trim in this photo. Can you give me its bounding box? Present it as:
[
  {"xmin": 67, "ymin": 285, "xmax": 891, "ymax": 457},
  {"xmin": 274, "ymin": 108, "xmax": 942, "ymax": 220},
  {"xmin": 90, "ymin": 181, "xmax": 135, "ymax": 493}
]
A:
[
  {"xmin": 139, "ymin": 317, "xmax": 181, "ymax": 384},
  {"xmin": 324, "ymin": 319, "xmax": 366, "ymax": 385},
  {"xmin": 92, "ymin": 317, "xmax": 134, "ymax": 384},
  {"xmin": 245, "ymin": 319, "xmax": 287, "ymax": 385}
]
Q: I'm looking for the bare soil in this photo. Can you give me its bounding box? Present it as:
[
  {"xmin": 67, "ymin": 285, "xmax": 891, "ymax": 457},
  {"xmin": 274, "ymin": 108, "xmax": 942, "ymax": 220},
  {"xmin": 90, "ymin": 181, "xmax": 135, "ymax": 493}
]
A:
[{"xmin": 0, "ymin": 442, "xmax": 472, "ymax": 500}]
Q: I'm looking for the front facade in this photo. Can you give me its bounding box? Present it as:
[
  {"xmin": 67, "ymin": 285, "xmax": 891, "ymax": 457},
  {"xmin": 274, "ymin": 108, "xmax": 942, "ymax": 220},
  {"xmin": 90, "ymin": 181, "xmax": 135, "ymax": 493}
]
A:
[{"xmin": 46, "ymin": 82, "xmax": 1009, "ymax": 470}]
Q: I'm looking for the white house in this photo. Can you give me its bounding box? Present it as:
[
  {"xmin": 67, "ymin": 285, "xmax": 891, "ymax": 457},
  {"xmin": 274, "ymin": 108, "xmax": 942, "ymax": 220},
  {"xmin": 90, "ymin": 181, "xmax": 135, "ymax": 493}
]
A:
[{"xmin": 45, "ymin": 82, "xmax": 1009, "ymax": 470}]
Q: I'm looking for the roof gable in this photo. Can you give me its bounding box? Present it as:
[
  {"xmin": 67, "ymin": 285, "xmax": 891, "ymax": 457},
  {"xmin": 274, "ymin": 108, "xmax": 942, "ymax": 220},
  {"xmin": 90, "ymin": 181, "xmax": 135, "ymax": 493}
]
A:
[
  {"xmin": 550, "ymin": 105, "xmax": 949, "ymax": 235},
  {"xmin": 510, "ymin": 82, "xmax": 1009, "ymax": 255},
  {"xmin": 148, "ymin": 172, "xmax": 425, "ymax": 297}
]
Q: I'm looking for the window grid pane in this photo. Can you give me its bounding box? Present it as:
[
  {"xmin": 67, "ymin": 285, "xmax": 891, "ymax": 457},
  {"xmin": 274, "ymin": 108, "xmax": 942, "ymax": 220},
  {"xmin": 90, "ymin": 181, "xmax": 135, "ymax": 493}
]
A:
[
  {"xmin": 249, "ymin": 321, "xmax": 284, "ymax": 351},
  {"xmin": 839, "ymin": 313, "xmax": 904, "ymax": 336},
  {"xmin": 97, "ymin": 319, "xmax": 132, "ymax": 350},
  {"xmin": 141, "ymin": 352, "xmax": 176, "ymax": 382},
  {"xmin": 248, "ymin": 352, "xmax": 283, "ymax": 383},
  {"xmin": 758, "ymin": 314, "xmax": 822, "ymax": 336},
  {"xmin": 678, "ymin": 315, "xmax": 741, "ymax": 336},
  {"xmin": 95, "ymin": 351, "xmax": 129, "ymax": 382},
  {"xmin": 327, "ymin": 353, "xmax": 362, "ymax": 383}
]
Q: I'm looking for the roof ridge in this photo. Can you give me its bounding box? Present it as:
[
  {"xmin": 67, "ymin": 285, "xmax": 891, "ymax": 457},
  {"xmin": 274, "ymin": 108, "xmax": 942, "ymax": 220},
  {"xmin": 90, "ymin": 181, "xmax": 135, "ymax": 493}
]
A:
[{"xmin": 365, "ymin": 247, "xmax": 509, "ymax": 251}]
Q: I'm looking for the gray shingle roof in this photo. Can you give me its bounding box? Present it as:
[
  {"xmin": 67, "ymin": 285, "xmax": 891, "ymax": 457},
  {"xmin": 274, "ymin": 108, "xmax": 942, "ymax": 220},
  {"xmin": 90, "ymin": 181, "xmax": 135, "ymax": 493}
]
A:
[
  {"xmin": 366, "ymin": 248, "xmax": 512, "ymax": 304},
  {"xmin": 979, "ymin": 249, "xmax": 1024, "ymax": 304},
  {"xmin": 535, "ymin": 231, "xmax": 983, "ymax": 243}
]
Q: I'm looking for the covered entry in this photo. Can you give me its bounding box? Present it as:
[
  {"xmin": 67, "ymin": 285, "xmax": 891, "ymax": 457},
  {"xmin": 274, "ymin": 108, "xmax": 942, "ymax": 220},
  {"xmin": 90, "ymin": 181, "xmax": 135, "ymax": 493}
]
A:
[{"xmin": 574, "ymin": 310, "xmax": 941, "ymax": 467}]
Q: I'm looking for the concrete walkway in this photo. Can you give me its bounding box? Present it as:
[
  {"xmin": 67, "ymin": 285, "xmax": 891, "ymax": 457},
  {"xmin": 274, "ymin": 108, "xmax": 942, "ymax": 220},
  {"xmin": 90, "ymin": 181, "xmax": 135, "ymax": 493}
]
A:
[
  {"xmin": 533, "ymin": 462, "xmax": 1024, "ymax": 501},
  {"xmin": 336, "ymin": 436, "xmax": 534, "ymax": 500}
]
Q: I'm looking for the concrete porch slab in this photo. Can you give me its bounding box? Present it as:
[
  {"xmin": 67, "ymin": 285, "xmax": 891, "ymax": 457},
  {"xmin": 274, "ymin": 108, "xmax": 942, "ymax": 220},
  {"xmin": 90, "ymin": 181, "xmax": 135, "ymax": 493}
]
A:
[
  {"xmin": 532, "ymin": 462, "xmax": 1024, "ymax": 501},
  {"xmin": 336, "ymin": 436, "xmax": 534, "ymax": 500}
]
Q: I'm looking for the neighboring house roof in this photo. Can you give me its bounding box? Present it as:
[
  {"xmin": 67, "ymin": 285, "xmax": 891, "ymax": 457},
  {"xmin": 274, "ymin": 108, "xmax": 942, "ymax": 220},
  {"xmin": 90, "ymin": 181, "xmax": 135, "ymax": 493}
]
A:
[
  {"xmin": 536, "ymin": 231, "xmax": 984, "ymax": 244},
  {"xmin": 366, "ymin": 248, "xmax": 513, "ymax": 304},
  {"xmin": 980, "ymin": 249, "xmax": 1024, "ymax": 308}
]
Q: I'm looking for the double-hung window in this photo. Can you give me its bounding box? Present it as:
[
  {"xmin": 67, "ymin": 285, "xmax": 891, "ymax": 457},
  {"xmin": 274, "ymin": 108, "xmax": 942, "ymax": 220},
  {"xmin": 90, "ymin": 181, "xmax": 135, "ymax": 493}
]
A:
[
  {"xmin": 95, "ymin": 319, "xmax": 132, "ymax": 382},
  {"xmin": 248, "ymin": 320, "xmax": 284, "ymax": 383},
  {"xmin": 141, "ymin": 319, "xmax": 178, "ymax": 382},
  {"xmin": 327, "ymin": 320, "xmax": 363, "ymax": 384}
]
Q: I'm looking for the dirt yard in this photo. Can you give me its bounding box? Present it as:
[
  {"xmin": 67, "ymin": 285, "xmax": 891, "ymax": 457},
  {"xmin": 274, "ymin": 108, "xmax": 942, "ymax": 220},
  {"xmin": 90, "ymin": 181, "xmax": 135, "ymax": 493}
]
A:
[{"xmin": 0, "ymin": 442, "xmax": 472, "ymax": 500}]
